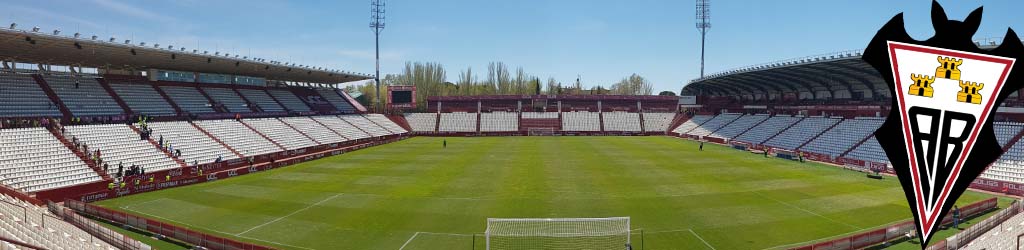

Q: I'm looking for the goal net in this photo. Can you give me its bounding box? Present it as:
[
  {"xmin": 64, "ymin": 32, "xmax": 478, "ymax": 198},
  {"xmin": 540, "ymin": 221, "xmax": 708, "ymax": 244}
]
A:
[
  {"xmin": 485, "ymin": 217, "xmax": 631, "ymax": 250},
  {"xmin": 528, "ymin": 128, "xmax": 555, "ymax": 136}
]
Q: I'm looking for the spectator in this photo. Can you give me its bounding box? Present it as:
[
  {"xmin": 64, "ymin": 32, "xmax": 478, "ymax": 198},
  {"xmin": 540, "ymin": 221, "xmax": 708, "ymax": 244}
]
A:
[
  {"xmin": 159, "ymin": 135, "xmax": 164, "ymax": 147},
  {"xmin": 953, "ymin": 205, "xmax": 961, "ymax": 229}
]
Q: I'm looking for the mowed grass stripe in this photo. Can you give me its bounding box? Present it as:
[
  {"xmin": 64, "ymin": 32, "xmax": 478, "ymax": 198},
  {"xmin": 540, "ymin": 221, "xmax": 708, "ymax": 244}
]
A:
[{"xmin": 96, "ymin": 137, "xmax": 1000, "ymax": 250}]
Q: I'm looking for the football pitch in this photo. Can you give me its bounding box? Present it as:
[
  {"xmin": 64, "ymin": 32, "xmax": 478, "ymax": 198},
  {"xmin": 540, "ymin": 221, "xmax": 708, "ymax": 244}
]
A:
[{"xmin": 95, "ymin": 136, "xmax": 1002, "ymax": 250}]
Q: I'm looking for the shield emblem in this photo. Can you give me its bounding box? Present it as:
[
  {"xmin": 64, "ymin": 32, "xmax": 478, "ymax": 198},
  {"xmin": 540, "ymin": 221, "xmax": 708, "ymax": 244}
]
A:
[{"xmin": 863, "ymin": 0, "xmax": 1024, "ymax": 246}]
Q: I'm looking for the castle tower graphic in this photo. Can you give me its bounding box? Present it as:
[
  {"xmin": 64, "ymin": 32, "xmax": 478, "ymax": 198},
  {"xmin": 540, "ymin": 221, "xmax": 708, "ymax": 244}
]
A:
[
  {"xmin": 957, "ymin": 81, "xmax": 984, "ymax": 104},
  {"xmin": 908, "ymin": 73, "xmax": 935, "ymax": 97},
  {"xmin": 935, "ymin": 56, "xmax": 963, "ymax": 80}
]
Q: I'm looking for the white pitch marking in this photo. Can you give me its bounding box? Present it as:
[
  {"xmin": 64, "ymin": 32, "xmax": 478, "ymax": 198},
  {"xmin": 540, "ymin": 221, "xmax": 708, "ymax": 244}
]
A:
[
  {"xmin": 753, "ymin": 191, "xmax": 862, "ymax": 230},
  {"xmin": 398, "ymin": 232, "xmax": 420, "ymax": 250},
  {"xmin": 121, "ymin": 206, "xmax": 316, "ymax": 250},
  {"xmin": 236, "ymin": 193, "xmax": 341, "ymax": 236},
  {"xmin": 689, "ymin": 229, "xmax": 716, "ymax": 250}
]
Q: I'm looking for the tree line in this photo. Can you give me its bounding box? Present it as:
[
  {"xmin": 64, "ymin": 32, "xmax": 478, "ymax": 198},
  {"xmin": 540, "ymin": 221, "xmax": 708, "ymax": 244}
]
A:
[{"xmin": 347, "ymin": 61, "xmax": 664, "ymax": 109}]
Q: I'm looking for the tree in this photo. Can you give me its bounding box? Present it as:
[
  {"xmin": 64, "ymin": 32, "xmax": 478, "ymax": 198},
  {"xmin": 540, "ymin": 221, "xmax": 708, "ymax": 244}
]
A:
[
  {"xmin": 610, "ymin": 73, "xmax": 653, "ymax": 95},
  {"xmin": 658, "ymin": 91, "xmax": 677, "ymax": 96}
]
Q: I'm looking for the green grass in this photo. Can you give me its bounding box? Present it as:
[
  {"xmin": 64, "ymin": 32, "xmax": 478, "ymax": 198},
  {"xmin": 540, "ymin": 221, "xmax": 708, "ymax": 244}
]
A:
[
  {"xmin": 90, "ymin": 217, "xmax": 190, "ymax": 250},
  {"xmin": 94, "ymin": 136, "xmax": 1003, "ymax": 250}
]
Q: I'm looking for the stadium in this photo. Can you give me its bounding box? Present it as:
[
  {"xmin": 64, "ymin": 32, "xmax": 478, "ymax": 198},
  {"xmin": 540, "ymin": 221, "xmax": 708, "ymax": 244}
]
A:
[{"xmin": 0, "ymin": 1, "xmax": 1023, "ymax": 250}]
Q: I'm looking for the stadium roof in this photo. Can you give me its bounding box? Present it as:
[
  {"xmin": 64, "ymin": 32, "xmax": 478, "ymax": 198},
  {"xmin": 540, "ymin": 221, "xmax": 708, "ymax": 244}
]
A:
[
  {"xmin": 0, "ymin": 25, "xmax": 373, "ymax": 84},
  {"xmin": 682, "ymin": 38, "xmax": 1015, "ymax": 99}
]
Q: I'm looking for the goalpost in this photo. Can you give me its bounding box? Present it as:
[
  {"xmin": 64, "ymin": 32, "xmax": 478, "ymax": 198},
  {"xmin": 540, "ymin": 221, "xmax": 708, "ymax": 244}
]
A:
[
  {"xmin": 485, "ymin": 217, "xmax": 631, "ymax": 250},
  {"xmin": 528, "ymin": 128, "xmax": 555, "ymax": 136}
]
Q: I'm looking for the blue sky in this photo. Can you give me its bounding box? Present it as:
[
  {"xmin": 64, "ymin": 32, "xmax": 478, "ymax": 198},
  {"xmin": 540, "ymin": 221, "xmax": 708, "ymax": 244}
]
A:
[{"xmin": 5, "ymin": 0, "xmax": 1023, "ymax": 93}]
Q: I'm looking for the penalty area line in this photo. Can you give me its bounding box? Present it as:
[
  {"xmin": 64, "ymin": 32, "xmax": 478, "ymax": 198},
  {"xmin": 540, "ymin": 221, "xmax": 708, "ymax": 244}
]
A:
[
  {"xmin": 236, "ymin": 193, "xmax": 341, "ymax": 236},
  {"xmin": 689, "ymin": 229, "xmax": 716, "ymax": 250},
  {"xmin": 119, "ymin": 206, "xmax": 316, "ymax": 250},
  {"xmin": 398, "ymin": 232, "xmax": 420, "ymax": 250}
]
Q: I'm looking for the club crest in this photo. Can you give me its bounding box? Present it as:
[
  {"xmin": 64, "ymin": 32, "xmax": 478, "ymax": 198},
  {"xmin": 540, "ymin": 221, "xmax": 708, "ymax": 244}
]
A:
[{"xmin": 863, "ymin": 1, "xmax": 1024, "ymax": 246}]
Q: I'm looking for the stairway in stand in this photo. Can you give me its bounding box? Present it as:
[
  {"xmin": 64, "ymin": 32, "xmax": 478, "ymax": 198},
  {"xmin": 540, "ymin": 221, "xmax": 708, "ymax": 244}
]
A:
[
  {"xmin": 152, "ymin": 86, "xmax": 184, "ymax": 116},
  {"xmin": 95, "ymin": 78, "xmax": 133, "ymax": 115},
  {"xmin": 189, "ymin": 121, "xmax": 244, "ymax": 158},
  {"xmin": 128, "ymin": 124, "xmax": 189, "ymax": 168},
  {"xmin": 46, "ymin": 126, "xmax": 112, "ymax": 181},
  {"xmin": 277, "ymin": 118, "xmax": 321, "ymax": 144},
  {"xmin": 31, "ymin": 74, "xmax": 73, "ymax": 121},
  {"xmin": 238, "ymin": 119, "xmax": 288, "ymax": 150}
]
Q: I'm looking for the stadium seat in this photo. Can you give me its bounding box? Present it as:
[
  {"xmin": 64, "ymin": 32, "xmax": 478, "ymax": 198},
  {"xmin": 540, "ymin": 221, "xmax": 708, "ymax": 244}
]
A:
[
  {"xmin": 340, "ymin": 115, "xmax": 393, "ymax": 136},
  {"xmin": 147, "ymin": 121, "xmax": 238, "ymax": 164},
  {"xmin": 0, "ymin": 194, "xmax": 118, "ymax": 250},
  {"xmin": 364, "ymin": 114, "xmax": 408, "ymax": 134},
  {"xmin": 237, "ymin": 89, "xmax": 286, "ymax": 112},
  {"xmin": 845, "ymin": 136, "xmax": 889, "ymax": 165},
  {"xmin": 0, "ymin": 73, "xmax": 62, "ymax": 117},
  {"xmin": 671, "ymin": 115, "xmax": 713, "ymax": 134},
  {"xmin": 0, "ymin": 128, "xmax": 102, "ymax": 192},
  {"xmin": 194, "ymin": 119, "xmax": 281, "ymax": 157},
  {"xmin": 44, "ymin": 75, "xmax": 122, "ymax": 116},
  {"xmin": 279, "ymin": 117, "xmax": 347, "ymax": 144},
  {"xmin": 763, "ymin": 116, "xmax": 841, "ymax": 150},
  {"xmin": 108, "ymin": 82, "xmax": 176, "ymax": 116},
  {"xmin": 602, "ymin": 112, "xmax": 642, "ymax": 132},
  {"xmin": 203, "ymin": 87, "xmax": 250, "ymax": 113},
  {"xmin": 405, "ymin": 113, "xmax": 439, "ymax": 132},
  {"xmin": 562, "ymin": 112, "xmax": 601, "ymax": 132},
  {"xmin": 800, "ymin": 117, "xmax": 884, "ymax": 157},
  {"xmin": 480, "ymin": 112, "xmax": 519, "ymax": 132},
  {"xmin": 312, "ymin": 116, "xmax": 372, "ymax": 140},
  {"xmin": 243, "ymin": 118, "xmax": 318, "ymax": 150},
  {"xmin": 641, "ymin": 112, "xmax": 675, "ymax": 132},
  {"xmin": 708, "ymin": 114, "xmax": 769, "ymax": 140},
  {"xmin": 733, "ymin": 115, "xmax": 802, "ymax": 145},
  {"xmin": 65, "ymin": 124, "xmax": 182, "ymax": 175},
  {"xmin": 267, "ymin": 90, "xmax": 311, "ymax": 112},
  {"xmin": 686, "ymin": 113, "xmax": 741, "ymax": 137},
  {"xmin": 439, "ymin": 112, "xmax": 479, "ymax": 132},
  {"xmin": 316, "ymin": 88, "xmax": 358, "ymax": 113},
  {"xmin": 159, "ymin": 86, "xmax": 215, "ymax": 114}
]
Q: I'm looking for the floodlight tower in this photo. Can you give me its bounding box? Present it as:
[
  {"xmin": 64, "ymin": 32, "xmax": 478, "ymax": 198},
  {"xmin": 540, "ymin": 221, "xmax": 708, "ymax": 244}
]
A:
[
  {"xmin": 370, "ymin": 0, "xmax": 386, "ymax": 111},
  {"xmin": 696, "ymin": 0, "xmax": 711, "ymax": 78}
]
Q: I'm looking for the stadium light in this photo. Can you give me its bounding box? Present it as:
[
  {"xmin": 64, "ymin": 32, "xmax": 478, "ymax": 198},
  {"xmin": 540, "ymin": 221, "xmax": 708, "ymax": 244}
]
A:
[
  {"xmin": 371, "ymin": 0, "xmax": 386, "ymax": 111},
  {"xmin": 696, "ymin": 0, "xmax": 711, "ymax": 78}
]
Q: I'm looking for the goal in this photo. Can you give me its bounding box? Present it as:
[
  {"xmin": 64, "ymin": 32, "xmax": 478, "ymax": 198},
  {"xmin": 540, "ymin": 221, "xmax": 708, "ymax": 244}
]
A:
[
  {"xmin": 485, "ymin": 217, "xmax": 631, "ymax": 250},
  {"xmin": 528, "ymin": 128, "xmax": 555, "ymax": 136}
]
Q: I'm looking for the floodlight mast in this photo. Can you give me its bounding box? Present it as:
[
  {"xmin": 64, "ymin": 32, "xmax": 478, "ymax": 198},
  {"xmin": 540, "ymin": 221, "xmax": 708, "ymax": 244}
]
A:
[
  {"xmin": 370, "ymin": 0, "xmax": 386, "ymax": 112},
  {"xmin": 696, "ymin": 0, "xmax": 710, "ymax": 79}
]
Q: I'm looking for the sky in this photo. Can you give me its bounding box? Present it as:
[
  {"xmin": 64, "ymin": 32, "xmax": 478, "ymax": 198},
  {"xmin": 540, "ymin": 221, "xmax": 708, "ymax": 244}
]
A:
[{"xmin": 4, "ymin": 0, "xmax": 1023, "ymax": 94}]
